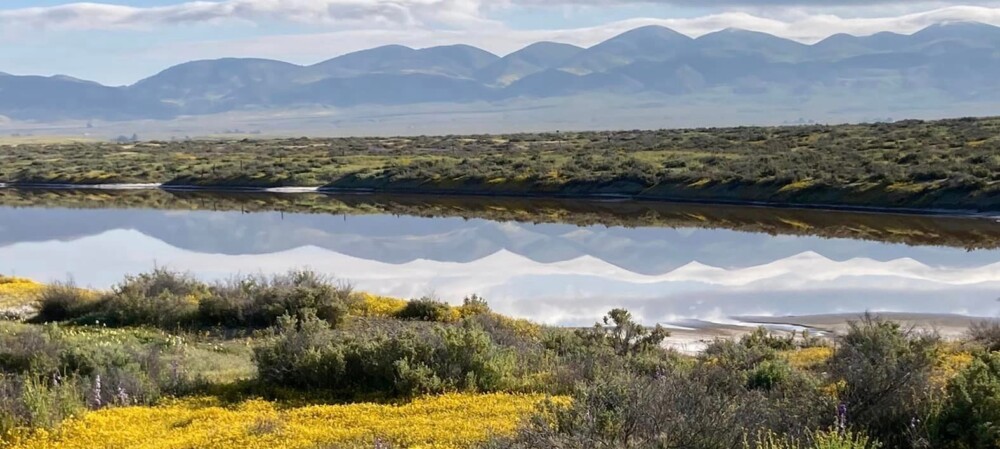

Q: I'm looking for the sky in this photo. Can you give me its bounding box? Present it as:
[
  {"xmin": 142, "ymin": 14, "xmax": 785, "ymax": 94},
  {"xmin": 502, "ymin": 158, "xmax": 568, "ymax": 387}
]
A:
[{"xmin": 0, "ymin": 0, "xmax": 999, "ymax": 86}]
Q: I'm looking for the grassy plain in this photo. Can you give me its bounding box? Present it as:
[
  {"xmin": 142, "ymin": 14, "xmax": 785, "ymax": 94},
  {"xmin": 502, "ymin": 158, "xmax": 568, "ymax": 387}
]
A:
[
  {"xmin": 2, "ymin": 272, "xmax": 999, "ymax": 449},
  {"xmin": 1, "ymin": 117, "xmax": 998, "ymax": 211}
]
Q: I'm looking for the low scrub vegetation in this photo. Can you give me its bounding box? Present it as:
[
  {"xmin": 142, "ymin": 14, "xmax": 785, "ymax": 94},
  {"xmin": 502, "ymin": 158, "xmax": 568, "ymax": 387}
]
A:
[
  {"xmin": 2, "ymin": 271, "xmax": 1000, "ymax": 448},
  {"xmin": 2, "ymin": 116, "xmax": 999, "ymax": 211}
]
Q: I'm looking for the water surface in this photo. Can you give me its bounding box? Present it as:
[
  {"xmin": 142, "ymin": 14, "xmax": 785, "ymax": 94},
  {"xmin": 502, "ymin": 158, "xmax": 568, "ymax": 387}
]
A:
[{"xmin": 1, "ymin": 190, "xmax": 997, "ymax": 326}]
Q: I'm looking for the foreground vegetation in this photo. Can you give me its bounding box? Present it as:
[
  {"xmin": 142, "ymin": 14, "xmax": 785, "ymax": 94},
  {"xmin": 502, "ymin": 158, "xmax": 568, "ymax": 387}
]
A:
[
  {"xmin": 4, "ymin": 394, "xmax": 553, "ymax": 449},
  {"xmin": 2, "ymin": 188, "xmax": 998, "ymax": 251},
  {"xmin": 2, "ymin": 116, "xmax": 999, "ymax": 211},
  {"xmin": 1, "ymin": 271, "xmax": 999, "ymax": 448}
]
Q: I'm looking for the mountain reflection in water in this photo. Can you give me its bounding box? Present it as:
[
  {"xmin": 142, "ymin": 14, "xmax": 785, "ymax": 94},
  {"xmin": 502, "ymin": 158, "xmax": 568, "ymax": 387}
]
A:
[{"xmin": 0, "ymin": 189, "xmax": 997, "ymax": 325}]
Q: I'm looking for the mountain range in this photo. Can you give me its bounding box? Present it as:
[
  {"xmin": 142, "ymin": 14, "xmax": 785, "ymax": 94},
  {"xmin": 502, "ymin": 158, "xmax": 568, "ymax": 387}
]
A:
[{"xmin": 1, "ymin": 21, "xmax": 999, "ymax": 122}]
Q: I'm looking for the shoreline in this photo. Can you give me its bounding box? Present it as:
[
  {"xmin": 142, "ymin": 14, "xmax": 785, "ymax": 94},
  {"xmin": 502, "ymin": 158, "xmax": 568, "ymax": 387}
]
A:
[
  {"xmin": 662, "ymin": 312, "xmax": 1000, "ymax": 353},
  {"xmin": 2, "ymin": 181, "xmax": 998, "ymax": 220}
]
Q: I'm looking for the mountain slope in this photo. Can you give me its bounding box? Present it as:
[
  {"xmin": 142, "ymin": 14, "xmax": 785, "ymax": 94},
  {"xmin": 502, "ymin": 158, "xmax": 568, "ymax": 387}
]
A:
[
  {"xmin": 476, "ymin": 42, "xmax": 584, "ymax": 86},
  {"xmin": 129, "ymin": 58, "xmax": 303, "ymax": 114},
  {"xmin": 310, "ymin": 44, "xmax": 499, "ymax": 79},
  {"xmin": 1, "ymin": 22, "xmax": 999, "ymax": 121},
  {"xmin": 560, "ymin": 25, "xmax": 694, "ymax": 74},
  {"xmin": 276, "ymin": 73, "xmax": 495, "ymax": 106},
  {"xmin": 0, "ymin": 73, "xmax": 176, "ymax": 120},
  {"xmin": 693, "ymin": 29, "xmax": 810, "ymax": 61}
]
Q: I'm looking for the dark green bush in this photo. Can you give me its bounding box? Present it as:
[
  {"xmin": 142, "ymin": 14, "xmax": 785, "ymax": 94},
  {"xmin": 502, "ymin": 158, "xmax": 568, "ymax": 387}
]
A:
[
  {"xmin": 936, "ymin": 352, "xmax": 1000, "ymax": 449},
  {"xmin": 33, "ymin": 282, "xmax": 97, "ymax": 323},
  {"xmin": 577, "ymin": 309, "xmax": 670, "ymax": 357},
  {"xmin": 742, "ymin": 327, "xmax": 797, "ymax": 351},
  {"xmin": 483, "ymin": 368, "xmax": 819, "ymax": 449},
  {"xmin": 0, "ymin": 323, "xmax": 194, "ymax": 434},
  {"xmin": 830, "ymin": 314, "xmax": 940, "ymax": 449},
  {"xmin": 0, "ymin": 325, "xmax": 63, "ymax": 375},
  {"xmin": 747, "ymin": 359, "xmax": 793, "ymax": 391},
  {"xmin": 253, "ymin": 311, "xmax": 519, "ymax": 397},
  {"xmin": 97, "ymin": 269, "xmax": 208, "ymax": 328},
  {"xmin": 395, "ymin": 297, "xmax": 455, "ymax": 322},
  {"xmin": 29, "ymin": 269, "xmax": 355, "ymax": 331},
  {"xmin": 0, "ymin": 374, "xmax": 83, "ymax": 435},
  {"xmin": 200, "ymin": 271, "xmax": 355, "ymax": 329}
]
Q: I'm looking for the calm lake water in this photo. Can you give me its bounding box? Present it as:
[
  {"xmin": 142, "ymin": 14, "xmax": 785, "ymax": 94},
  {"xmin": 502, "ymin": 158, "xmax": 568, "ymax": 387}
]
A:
[{"xmin": 1, "ymin": 190, "xmax": 998, "ymax": 326}]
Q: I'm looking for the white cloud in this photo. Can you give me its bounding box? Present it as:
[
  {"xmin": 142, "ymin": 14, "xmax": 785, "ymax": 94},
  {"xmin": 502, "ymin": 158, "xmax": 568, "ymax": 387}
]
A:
[
  {"xmin": 0, "ymin": 0, "xmax": 495, "ymax": 30},
  {"xmin": 2, "ymin": 1, "xmax": 999, "ymax": 84},
  {"xmin": 153, "ymin": 5, "xmax": 1000, "ymax": 65},
  {"xmin": 2, "ymin": 1, "xmax": 997, "ymax": 39}
]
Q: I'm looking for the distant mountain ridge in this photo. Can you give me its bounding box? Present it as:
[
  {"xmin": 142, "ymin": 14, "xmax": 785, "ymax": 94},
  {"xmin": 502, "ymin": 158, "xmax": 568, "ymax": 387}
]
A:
[{"xmin": 1, "ymin": 21, "xmax": 999, "ymax": 121}]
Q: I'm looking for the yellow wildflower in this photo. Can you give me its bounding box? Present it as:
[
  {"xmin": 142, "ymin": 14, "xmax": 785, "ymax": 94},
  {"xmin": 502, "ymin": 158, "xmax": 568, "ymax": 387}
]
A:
[
  {"xmin": 782, "ymin": 347, "xmax": 833, "ymax": 370},
  {"xmin": 350, "ymin": 293, "xmax": 409, "ymax": 318},
  {"xmin": 0, "ymin": 276, "xmax": 43, "ymax": 309},
  {"xmin": 6, "ymin": 393, "xmax": 562, "ymax": 449}
]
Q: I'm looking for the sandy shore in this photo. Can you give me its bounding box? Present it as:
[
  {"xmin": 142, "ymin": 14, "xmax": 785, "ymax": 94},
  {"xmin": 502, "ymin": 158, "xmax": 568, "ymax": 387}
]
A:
[{"xmin": 663, "ymin": 312, "xmax": 1000, "ymax": 353}]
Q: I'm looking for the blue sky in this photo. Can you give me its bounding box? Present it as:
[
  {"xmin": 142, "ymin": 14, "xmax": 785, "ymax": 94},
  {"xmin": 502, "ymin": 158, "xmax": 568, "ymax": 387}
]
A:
[{"xmin": 0, "ymin": 1, "xmax": 998, "ymax": 85}]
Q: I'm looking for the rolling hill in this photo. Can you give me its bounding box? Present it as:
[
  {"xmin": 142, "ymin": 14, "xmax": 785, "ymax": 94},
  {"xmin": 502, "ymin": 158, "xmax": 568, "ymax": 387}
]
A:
[{"xmin": 1, "ymin": 21, "xmax": 998, "ymax": 122}]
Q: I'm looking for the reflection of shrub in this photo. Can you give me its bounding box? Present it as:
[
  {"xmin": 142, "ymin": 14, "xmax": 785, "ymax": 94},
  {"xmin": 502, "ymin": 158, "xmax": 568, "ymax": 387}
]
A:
[{"xmin": 936, "ymin": 352, "xmax": 1000, "ymax": 449}]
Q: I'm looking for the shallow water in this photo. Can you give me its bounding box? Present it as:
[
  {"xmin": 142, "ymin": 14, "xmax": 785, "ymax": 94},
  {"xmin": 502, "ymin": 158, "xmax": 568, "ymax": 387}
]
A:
[{"xmin": 1, "ymin": 191, "xmax": 998, "ymax": 326}]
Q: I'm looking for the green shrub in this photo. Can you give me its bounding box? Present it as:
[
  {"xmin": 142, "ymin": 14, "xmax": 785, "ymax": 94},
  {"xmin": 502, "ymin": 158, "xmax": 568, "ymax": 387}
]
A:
[
  {"xmin": 746, "ymin": 429, "xmax": 881, "ymax": 449},
  {"xmin": 577, "ymin": 309, "xmax": 669, "ymax": 357},
  {"xmin": 0, "ymin": 323, "xmax": 194, "ymax": 434},
  {"xmin": 30, "ymin": 269, "xmax": 356, "ymax": 331},
  {"xmin": 98, "ymin": 269, "xmax": 208, "ymax": 328},
  {"xmin": 968, "ymin": 320, "xmax": 1000, "ymax": 352},
  {"xmin": 830, "ymin": 314, "xmax": 939, "ymax": 448},
  {"xmin": 460, "ymin": 294, "xmax": 491, "ymax": 317},
  {"xmin": 936, "ymin": 352, "xmax": 1000, "ymax": 449},
  {"xmin": 395, "ymin": 298, "xmax": 455, "ymax": 322},
  {"xmin": 742, "ymin": 327, "xmax": 797, "ymax": 351},
  {"xmin": 33, "ymin": 282, "xmax": 97, "ymax": 323},
  {"xmin": 253, "ymin": 311, "xmax": 346, "ymax": 390},
  {"xmin": 485, "ymin": 370, "xmax": 768, "ymax": 449},
  {"xmin": 747, "ymin": 359, "xmax": 793, "ymax": 391},
  {"xmin": 254, "ymin": 311, "xmax": 519, "ymax": 396},
  {"xmin": 702, "ymin": 338, "xmax": 778, "ymax": 373},
  {"xmin": 0, "ymin": 374, "xmax": 84, "ymax": 435},
  {"xmin": 200, "ymin": 271, "xmax": 354, "ymax": 329}
]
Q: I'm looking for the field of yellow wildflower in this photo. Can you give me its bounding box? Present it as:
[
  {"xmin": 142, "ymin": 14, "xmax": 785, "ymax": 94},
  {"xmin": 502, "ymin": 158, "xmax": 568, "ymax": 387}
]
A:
[
  {"xmin": 0, "ymin": 276, "xmax": 42, "ymax": 310},
  {"xmin": 4, "ymin": 393, "xmax": 562, "ymax": 449}
]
